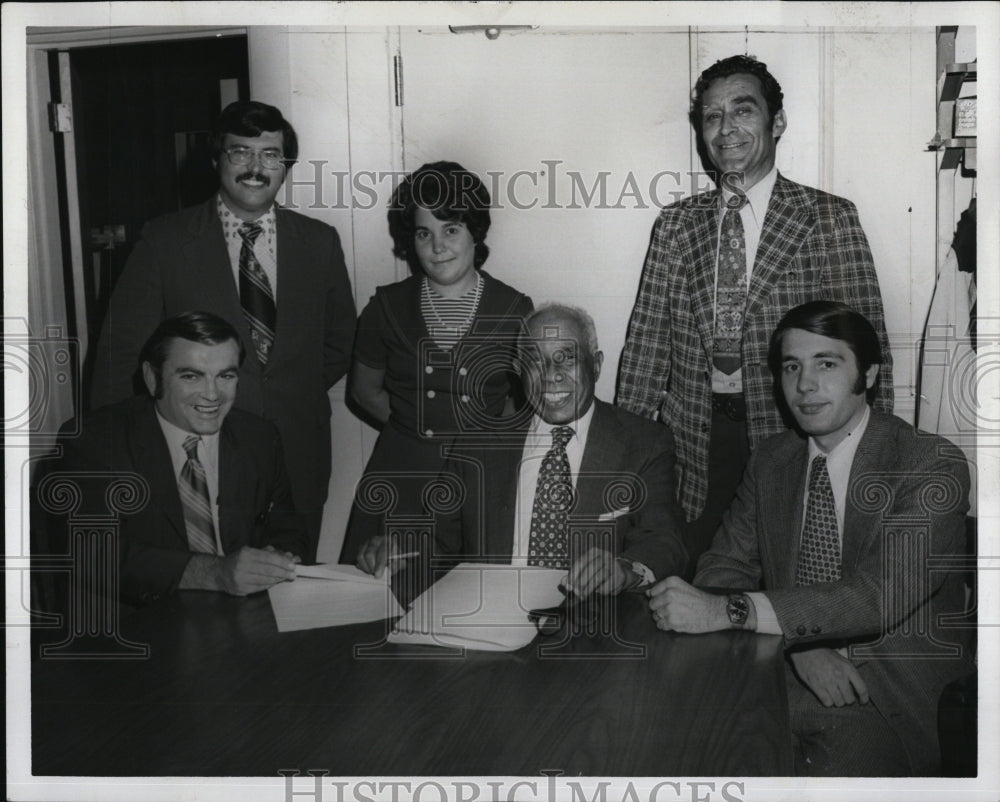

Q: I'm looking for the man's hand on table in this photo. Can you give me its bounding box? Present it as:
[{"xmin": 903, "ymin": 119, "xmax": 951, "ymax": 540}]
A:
[
  {"xmin": 180, "ymin": 545, "xmax": 299, "ymax": 596},
  {"xmin": 789, "ymin": 648, "xmax": 870, "ymax": 707},
  {"xmin": 647, "ymin": 576, "xmax": 756, "ymax": 633},
  {"xmin": 565, "ymin": 547, "xmax": 640, "ymax": 596}
]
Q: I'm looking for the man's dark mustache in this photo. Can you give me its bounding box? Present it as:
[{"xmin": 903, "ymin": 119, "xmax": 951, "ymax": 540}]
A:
[{"xmin": 236, "ymin": 172, "xmax": 270, "ymax": 185}]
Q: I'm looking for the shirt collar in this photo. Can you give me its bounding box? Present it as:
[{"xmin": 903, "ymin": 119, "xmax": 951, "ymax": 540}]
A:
[
  {"xmin": 722, "ymin": 165, "xmax": 777, "ymax": 221},
  {"xmin": 529, "ymin": 397, "xmax": 597, "ymax": 449},
  {"xmin": 216, "ymin": 194, "xmax": 277, "ymax": 247},
  {"xmin": 154, "ymin": 407, "xmax": 221, "ymax": 454},
  {"xmin": 808, "ymin": 404, "xmax": 871, "ymax": 467}
]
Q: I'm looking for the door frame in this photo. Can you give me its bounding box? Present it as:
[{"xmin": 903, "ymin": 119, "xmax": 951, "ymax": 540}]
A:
[{"xmin": 26, "ymin": 26, "xmax": 247, "ymax": 412}]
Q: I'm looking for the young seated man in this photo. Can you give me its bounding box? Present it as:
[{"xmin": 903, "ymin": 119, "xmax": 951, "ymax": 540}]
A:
[{"xmin": 648, "ymin": 300, "xmax": 973, "ymax": 776}]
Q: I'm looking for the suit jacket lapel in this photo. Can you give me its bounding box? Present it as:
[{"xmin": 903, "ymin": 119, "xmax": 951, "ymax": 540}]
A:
[
  {"xmin": 746, "ymin": 174, "xmax": 816, "ymax": 319},
  {"xmin": 842, "ymin": 412, "xmax": 892, "ymax": 569},
  {"xmin": 684, "ymin": 195, "xmax": 723, "ymax": 364},
  {"xmin": 764, "ymin": 437, "xmax": 809, "ymax": 589},
  {"xmin": 217, "ymin": 419, "xmax": 243, "ymax": 555},
  {"xmin": 576, "ymin": 401, "xmax": 622, "ymax": 517},
  {"xmin": 272, "ymin": 208, "xmax": 310, "ymax": 368},
  {"xmin": 132, "ymin": 399, "xmax": 188, "ymax": 546}
]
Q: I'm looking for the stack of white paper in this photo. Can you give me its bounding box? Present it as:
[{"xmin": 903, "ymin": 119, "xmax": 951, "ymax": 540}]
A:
[
  {"xmin": 388, "ymin": 563, "xmax": 566, "ymax": 652},
  {"xmin": 267, "ymin": 564, "xmax": 405, "ymax": 632}
]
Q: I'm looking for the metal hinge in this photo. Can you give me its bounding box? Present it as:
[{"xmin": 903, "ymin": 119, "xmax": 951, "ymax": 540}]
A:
[{"xmin": 48, "ymin": 102, "xmax": 72, "ymax": 133}]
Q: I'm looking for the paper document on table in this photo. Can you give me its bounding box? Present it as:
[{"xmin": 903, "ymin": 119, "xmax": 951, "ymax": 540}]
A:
[
  {"xmin": 388, "ymin": 563, "xmax": 566, "ymax": 652},
  {"xmin": 268, "ymin": 575, "xmax": 405, "ymax": 632},
  {"xmin": 294, "ymin": 563, "xmax": 386, "ymax": 585}
]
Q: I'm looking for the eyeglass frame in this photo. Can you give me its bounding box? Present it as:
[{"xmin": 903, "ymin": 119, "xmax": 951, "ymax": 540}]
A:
[{"xmin": 221, "ymin": 145, "xmax": 290, "ymax": 170}]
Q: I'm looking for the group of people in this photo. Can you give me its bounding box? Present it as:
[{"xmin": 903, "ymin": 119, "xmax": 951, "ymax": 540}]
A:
[{"xmin": 42, "ymin": 54, "xmax": 973, "ymax": 777}]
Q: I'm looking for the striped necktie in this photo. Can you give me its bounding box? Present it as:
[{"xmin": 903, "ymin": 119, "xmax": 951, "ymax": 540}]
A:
[
  {"xmin": 527, "ymin": 426, "xmax": 575, "ymax": 569},
  {"xmin": 713, "ymin": 193, "xmax": 748, "ymax": 375},
  {"xmin": 795, "ymin": 455, "xmax": 842, "ymax": 585},
  {"xmin": 179, "ymin": 435, "xmax": 217, "ymax": 554},
  {"xmin": 239, "ymin": 221, "xmax": 276, "ymax": 365}
]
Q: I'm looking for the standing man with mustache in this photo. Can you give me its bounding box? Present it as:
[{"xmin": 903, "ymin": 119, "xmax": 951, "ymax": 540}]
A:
[
  {"xmin": 617, "ymin": 55, "xmax": 893, "ymax": 577},
  {"xmin": 91, "ymin": 101, "xmax": 356, "ymax": 562}
]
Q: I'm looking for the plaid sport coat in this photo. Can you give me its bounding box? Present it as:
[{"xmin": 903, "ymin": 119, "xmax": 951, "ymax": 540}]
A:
[{"xmin": 616, "ymin": 174, "xmax": 893, "ymax": 521}]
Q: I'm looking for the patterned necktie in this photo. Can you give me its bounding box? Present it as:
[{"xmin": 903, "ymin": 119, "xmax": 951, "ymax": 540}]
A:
[
  {"xmin": 795, "ymin": 455, "xmax": 841, "ymax": 585},
  {"xmin": 238, "ymin": 222, "xmax": 276, "ymax": 365},
  {"xmin": 527, "ymin": 426, "xmax": 575, "ymax": 569},
  {"xmin": 713, "ymin": 194, "xmax": 748, "ymax": 375},
  {"xmin": 179, "ymin": 435, "xmax": 217, "ymax": 555}
]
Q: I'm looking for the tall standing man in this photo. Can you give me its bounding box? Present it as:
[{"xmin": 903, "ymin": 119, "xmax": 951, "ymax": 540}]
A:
[
  {"xmin": 648, "ymin": 302, "xmax": 971, "ymax": 776},
  {"xmin": 91, "ymin": 101, "xmax": 356, "ymax": 561},
  {"xmin": 617, "ymin": 55, "xmax": 893, "ymax": 575}
]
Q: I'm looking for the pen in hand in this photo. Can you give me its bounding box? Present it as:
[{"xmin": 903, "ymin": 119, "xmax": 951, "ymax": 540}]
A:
[{"xmin": 387, "ymin": 551, "xmax": 421, "ymax": 561}]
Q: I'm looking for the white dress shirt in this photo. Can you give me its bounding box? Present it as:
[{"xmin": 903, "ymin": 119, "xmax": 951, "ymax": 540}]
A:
[
  {"xmin": 512, "ymin": 402, "xmax": 653, "ymax": 586},
  {"xmin": 155, "ymin": 411, "xmax": 224, "ymax": 555},
  {"xmin": 750, "ymin": 406, "xmax": 871, "ymax": 634},
  {"xmin": 711, "ymin": 166, "xmax": 778, "ymax": 394},
  {"xmin": 217, "ymin": 194, "xmax": 279, "ymax": 300}
]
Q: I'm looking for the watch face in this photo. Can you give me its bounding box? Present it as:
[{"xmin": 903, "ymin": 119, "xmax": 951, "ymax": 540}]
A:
[{"xmin": 727, "ymin": 594, "xmax": 749, "ymax": 626}]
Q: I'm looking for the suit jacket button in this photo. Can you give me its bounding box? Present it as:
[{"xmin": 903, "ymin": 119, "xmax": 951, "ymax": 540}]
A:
[
  {"xmin": 811, "ymin": 626, "xmax": 822, "ymax": 634},
  {"xmin": 796, "ymin": 625, "xmax": 807, "ymax": 636}
]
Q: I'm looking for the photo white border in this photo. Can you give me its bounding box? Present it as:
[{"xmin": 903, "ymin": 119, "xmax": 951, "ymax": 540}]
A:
[{"xmin": 5, "ymin": 2, "xmax": 998, "ymax": 801}]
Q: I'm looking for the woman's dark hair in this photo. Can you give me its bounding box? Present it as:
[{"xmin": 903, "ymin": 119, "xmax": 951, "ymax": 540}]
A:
[{"xmin": 388, "ymin": 161, "xmax": 492, "ymax": 273}]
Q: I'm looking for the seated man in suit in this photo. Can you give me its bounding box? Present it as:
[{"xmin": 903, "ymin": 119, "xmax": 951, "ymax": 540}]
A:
[
  {"xmin": 358, "ymin": 303, "xmax": 687, "ymax": 596},
  {"xmin": 648, "ymin": 301, "xmax": 973, "ymax": 775},
  {"xmin": 48, "ymin": 311, "xmax": 305, "ymax": 605}
]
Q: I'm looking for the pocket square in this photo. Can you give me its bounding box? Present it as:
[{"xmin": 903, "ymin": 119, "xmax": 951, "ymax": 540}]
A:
[{"xmin": 598, "ymin": 507, "xmax": 630, "ymax": 522}]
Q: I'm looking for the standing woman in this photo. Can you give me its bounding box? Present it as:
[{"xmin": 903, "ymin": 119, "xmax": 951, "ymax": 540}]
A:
[{"xmin": 341, "ymin": 161, "xmax": 533, "ymax": 563}]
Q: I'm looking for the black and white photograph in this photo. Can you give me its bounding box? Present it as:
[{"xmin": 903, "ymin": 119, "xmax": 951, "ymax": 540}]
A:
[{"xmin": 5, "ymin": 2, "xmax": 998, "ymax": 800}]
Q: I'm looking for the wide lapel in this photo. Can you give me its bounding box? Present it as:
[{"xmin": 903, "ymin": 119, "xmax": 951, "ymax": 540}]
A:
[
  {"xmin": 745, "ymin": 174, "xmax": 816, "ymax": 320},
  {"xmin": 842, "ymin": 412, "xmax": 892, "ymax": 570},
  {"xmin": 131, "ymin": 399, "xmax": 188, "ymax": 547},
  {"xmin": 684, "ymin": 194, "xmax": 724, "ymax": 365},
  {"xmin": 217, "ymin": 417, "xmax": 244, "ymax": 555},
  {"xmin": 575, "ymin": 400, "xmax": 621, "ymax": 518},
  {"xmin": 760, "ymin": 435, "xmax": 809, "ymax": 589}
]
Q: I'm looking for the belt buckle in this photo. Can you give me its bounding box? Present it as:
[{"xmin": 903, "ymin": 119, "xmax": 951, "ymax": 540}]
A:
[{"xmin": 714, "ymin": 393, "xmax": 745, "ymax": 422}]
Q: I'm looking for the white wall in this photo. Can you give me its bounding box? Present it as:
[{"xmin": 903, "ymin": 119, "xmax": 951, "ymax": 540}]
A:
[{"xmin": 249, "ymin": 25, "xmax": 937, "ymax": 561}]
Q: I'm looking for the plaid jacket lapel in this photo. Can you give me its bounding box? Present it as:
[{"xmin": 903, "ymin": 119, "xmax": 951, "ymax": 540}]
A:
[
  {"xmin": 746, "ymin": 176, "xmax": 816, "ymax": 320},
  {"xmin": 684, "ymin": 197, "xmax": 723, "ymax": 364}
]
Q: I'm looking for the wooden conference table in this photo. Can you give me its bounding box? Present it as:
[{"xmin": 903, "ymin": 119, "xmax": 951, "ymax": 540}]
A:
[{"xmin": 32, "ymin": 589, "xmax": 792, "ymax": 777}]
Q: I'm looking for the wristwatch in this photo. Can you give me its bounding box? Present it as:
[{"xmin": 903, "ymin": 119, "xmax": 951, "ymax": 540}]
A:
[
  {"xmin": 614, "ymin": 558, "xmax": 649, "ymax": 591},
  {"xmin": 726, "ymin": 593, "xmax": 750, "ymax": 628}
]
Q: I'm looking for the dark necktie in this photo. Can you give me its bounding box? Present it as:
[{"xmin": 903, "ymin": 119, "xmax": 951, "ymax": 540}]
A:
[
  {"xmin": 239, "ymin": 221, "xmax": 276, "ymax": 365},
  {"xmin": 713, "ymin": 194, "xmax": 748, "ymax": 375},
  {"xmin": 527, "ymin": 426, "xmax": 575, "ymax": 569},
  {"xmin": 795, "ymin": 455, "xmax": 841, "ymax": 585},
  {"xmin": 179, "ymin": 435, "xmax": 217, "ymax": 555}
]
